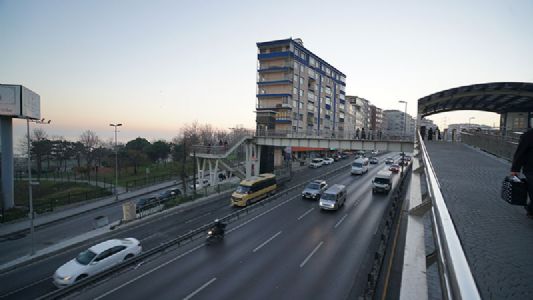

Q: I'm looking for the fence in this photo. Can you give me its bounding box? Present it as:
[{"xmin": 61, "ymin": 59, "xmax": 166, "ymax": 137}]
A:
[{"xmin": 461, "ymin": 131, "xmax": 519, "ymax": 161}]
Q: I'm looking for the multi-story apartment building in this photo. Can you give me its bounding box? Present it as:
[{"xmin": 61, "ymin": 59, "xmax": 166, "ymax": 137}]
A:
[
  {"xmin": 382, "ymin": 109, "xmax": 416, "ymax": 137},
  {"xmin": 369, "ymin": 105, "xmax": 383, "ymax": 133},
  {"xmin": 256, "ymin": 38, "xmax": 347, "ymax": 136}
]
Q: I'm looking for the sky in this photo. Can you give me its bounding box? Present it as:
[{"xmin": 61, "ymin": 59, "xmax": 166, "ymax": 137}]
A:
[{"xmin": 1, "ymin": 0, "xmax": 532, "ymax": 144}]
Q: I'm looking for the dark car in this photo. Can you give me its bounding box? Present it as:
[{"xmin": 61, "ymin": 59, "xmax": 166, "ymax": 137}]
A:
[
  {"xmin": 135, "ymin": 196, "xmax": 158, "ymax": 212},
  {"xmin": 302, "ymin": 180, "xmax": 328, "ymax": 200},
  {"xmin": 158, "ymin": 188, "xmax": 181, "ymax": 202},
  {"xmin": 389, "ymin": 164, "xmax": 400, "ymax": 173},
  {"xmin": 369, "ymin": 157, "xmax": 379, "ymax": 164}
]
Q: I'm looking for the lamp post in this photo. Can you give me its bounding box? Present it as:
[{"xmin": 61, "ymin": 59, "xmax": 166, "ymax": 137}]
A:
[
  {"xmin": 109, "ymin": 123, "xmax": 122, "ymax": 201},
  {"xmin": 26, "ymin": 117, "xmax": 51, "ymax": 255},
  {"xmin": 399, "ymin": 100, "xmax": 408, "ymax": 139}
]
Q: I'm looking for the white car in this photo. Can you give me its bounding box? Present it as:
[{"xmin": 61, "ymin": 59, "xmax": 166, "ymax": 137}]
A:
[
  {"xmin": 309, "ymin": 158, "xmax": 324, "ymax": 168},
  {"xmin": 53, "ymin": 238, "xmax": 142, "ymax": 287},
  {"xmin": 189, "ymin": 178, "xmax": 210, "ymax": 189},
  {"xmin": 323, "ymin": 157, "xmax": 334, "ymax": 165}
]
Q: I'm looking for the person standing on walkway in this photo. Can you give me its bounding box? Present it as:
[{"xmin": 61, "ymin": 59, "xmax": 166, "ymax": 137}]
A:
[{"xmin": 511, "ymin": 128, "xmax": 533, "ymax": 218}]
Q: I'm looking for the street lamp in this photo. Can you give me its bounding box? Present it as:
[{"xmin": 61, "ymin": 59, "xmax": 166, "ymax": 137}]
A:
[
  {"xmin": 109, "ymin": 123, "xmax": 122, "ymax": 201},
  {"xmin": 26, "ymin": 117, "xmax": 51, "ymax": 255},
  {"xmin": 399, "ymin": 100, "xmax": 408, "ymax": 138}
]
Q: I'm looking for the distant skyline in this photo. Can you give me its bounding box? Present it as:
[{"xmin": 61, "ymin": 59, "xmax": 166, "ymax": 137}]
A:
[{"xmin": 1, "ymin": 0, "xmax": 532, "ymax": 144}]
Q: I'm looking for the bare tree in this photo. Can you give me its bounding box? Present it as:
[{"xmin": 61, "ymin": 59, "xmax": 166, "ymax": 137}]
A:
[{"xmin": 79, "ymin": 130, "xmax": 100, "ymax": 175}]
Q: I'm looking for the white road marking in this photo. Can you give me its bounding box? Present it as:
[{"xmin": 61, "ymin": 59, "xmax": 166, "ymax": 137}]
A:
[
  {"xmin": 300, "ymin": 241, "xmax": 324, "ymax": 268},
  {"xmin": 94, "ymin": 244, "xmax": 203, "ymax": 300},
  {"xmin": 185, "ymin": 212, "xmax": 212, "ymax": 224},
  {"xmin": 183, "ymin": 277, "xmax": 217, "ymax": 300},
  {"xmin": 253, "ymin": 231, "xmax": 282, "ymax": 253},
  {"xmin": 297, "ymin": 207, "xmax": 314, "ymax": 221},
  {"xmin": 227, "ymin": 195, "xmax": 296, "ymax": 234},
  {"xmin": 334, "ymin": 214, "xmax": 348, "ymax": 229}
]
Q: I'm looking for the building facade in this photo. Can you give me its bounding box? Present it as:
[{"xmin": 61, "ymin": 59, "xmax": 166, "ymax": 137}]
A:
[
  {"xmin": 382, "ymin": 109, "xmax": 416, "ymax": 138},
  {"xmin": 256, "ymin": 38, "xmax": 347, "ymax": 137},
  {"xmin": 369, "ymin": 105, "xmax": 383, "ymax": 133}
]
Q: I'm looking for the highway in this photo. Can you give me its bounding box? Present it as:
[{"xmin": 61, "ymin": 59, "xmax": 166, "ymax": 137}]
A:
[{"xmin": 0, "ymin": 153, "xmax": 404, "ymax": 300}]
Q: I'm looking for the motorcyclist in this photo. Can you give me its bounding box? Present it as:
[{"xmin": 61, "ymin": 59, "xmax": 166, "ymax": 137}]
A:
[{"xmin": 211, "ymin": 219, "xmax": 226, "ymax": 237}]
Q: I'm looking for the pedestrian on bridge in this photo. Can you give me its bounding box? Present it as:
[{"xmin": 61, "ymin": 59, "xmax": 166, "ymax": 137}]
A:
[{"xmin": 511, "ymin": 128, "xmax": 533, "ymax": 218}]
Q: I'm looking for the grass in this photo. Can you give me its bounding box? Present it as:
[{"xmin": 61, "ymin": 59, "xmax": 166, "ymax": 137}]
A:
[{"xmin": 1, "ymin": 181, "xmax": 112, "ymax": 223}]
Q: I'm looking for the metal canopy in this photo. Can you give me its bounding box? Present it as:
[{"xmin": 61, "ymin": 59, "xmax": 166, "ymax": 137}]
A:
[{"xmin": 418, "ymin": 82, "xmax": 533, "ymax": 117}]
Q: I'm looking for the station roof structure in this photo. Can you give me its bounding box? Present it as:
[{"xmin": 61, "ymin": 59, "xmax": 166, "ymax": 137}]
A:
[{"xmin": 418, "ymin": 82, "xmax": 533, "ymax": 117}]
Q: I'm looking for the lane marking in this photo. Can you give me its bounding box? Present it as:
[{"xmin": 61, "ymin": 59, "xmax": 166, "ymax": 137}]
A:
[
  {"xmin": 183, "ymin": 277, "xmax": 216, "ymax": 300},
  {"xmin": 0, "ymin": 276, "xmax": 49, "ymax": 298},
  {"xmin": 297, "ymin": 207, "xmax": 314, "ymax": 221},
  {"xmin": 334, "ymin": 214, "xmax": 348, "ymax": 229},
  {"xmin": 299, "ymin": 241, "xmax": 324, "ymax": 268},
  {"xmin": 94, "ymin": 244, "xmax": 203, "ymax": 300},
  {"xmin": 227, "ymin": 195, "xmax": 296, "ymax": 234},
  {"xmin": 252, "ymin": 231, "xmax": 282, "ymax": 253}
]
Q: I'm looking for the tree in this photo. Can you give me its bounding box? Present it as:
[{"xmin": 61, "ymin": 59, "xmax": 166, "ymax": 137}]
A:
[
  {"xmin": 125, "ymin": 138, "xmax": 151, "ymax": 175},
  {"xmin": 30, "ymin": 128, "xmax": 51, "ymax": 177},
  {"xmin": 79, "ymin": 130, "xmax": 100, "ymax": 175},
  {"xmin": 146, "ymin": 140, "xmax": 170, "ymax": 163}
]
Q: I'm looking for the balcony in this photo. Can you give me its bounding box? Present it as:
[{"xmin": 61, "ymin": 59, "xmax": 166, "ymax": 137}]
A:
[
  {"xmin": 257, "ymin": 79, "xmax": 292, "ymax": 85},
  {"xmin": 256, "ymin": 93, "xmax": 292, "ymax": 98},
  {"xmin": 257, "ymin": 65, "xmax": 293, "ymax": 73},
  {"xmin": 258, "ymin": 51, "xmax": 291, "ymax": 60}
]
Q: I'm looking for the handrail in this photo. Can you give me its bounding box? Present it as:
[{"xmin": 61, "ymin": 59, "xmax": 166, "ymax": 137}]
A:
[{"xmin": 419, "ymin": 132, "xmax": 481, "ymax": 300}]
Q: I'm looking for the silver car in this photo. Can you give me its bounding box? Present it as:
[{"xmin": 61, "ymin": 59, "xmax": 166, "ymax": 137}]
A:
[{"xmin": 302, "ymin": 180, "xmax": 328, "ymax": 200}]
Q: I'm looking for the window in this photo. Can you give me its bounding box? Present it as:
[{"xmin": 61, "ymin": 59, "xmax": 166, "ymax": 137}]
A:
[
  {"xmin": 308, "ymin": 93, "xmax": 315, "ymax": 101},
  {"xmin": 293, "ymin": 74, "xmax": 298, "ymax": 82},
  {"xmin": 293, "ymin": 87, "xmax": 298, "ymax": 95},
  {"xmin": 299, "ymin": 77, "xmax": 304, "ymax": 85},
  {"xmin": 340, "ymin": 112, "xmax": 345, "ymax": 119},
  {"xmin": 293, "ymin": 100, "xmax": 297, "ymax": 108},
  {"xmin": 300, "ymin": 64, "xmax": 304, "ymax": 72},
  {"xmin": 325, "ymin": 86, "xmax": 332, "ymax": 95},
  {"xmin": 339, "ymin": 103, "xmax": 345, "ymax": 110},
  {"xmin": 111, "ymin": 245, "xmax": 127, "ymax": 255},
  {"xmin": 307, "ymin": 103, "xmax": 314, "ymax": 111},
  {"xmin": 299, "ymin": 89, "xmax": 303, "ymax": 97},
  {"xmin": 94, "ymin": 249, "xmax": 113, "ymax": 262},
  {"xmin": 299, "ymin": 102, "xmax": 303, "ymax": 109},
  {"xmin": 325, "ymin": 97, "xmax": 331, "ymax": 105},
  {"xmin": 294, "ymin": 61, "xmax": 299, "ymax": 70}
]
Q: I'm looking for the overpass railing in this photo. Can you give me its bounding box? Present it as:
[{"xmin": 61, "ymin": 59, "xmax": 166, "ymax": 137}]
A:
[
  {"xmin": 460, "ymin": 131, "xmax": 519, "ymax": 161},
  {"xmin": 401, "ymin": 132, "xmax": 480, "ymax": 300}
]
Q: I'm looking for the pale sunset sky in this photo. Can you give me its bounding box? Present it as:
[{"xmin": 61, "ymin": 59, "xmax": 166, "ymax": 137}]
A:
[{"xmin": 1, "ymin": 0, "xmax": 532, "ymax": 143}]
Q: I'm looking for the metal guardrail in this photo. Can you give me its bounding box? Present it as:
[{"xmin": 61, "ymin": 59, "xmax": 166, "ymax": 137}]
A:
[
  {"xmin": 38, "ymin": 159, "xmax": 356, "ymax": 299},
  {"xmin": 418, "ymin": 132, "xmax": 481, "ymax": 300}
]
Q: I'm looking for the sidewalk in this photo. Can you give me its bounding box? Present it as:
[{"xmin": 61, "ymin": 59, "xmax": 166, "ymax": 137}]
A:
[
  {"xmin": 0, "ymin": 179, "xmax": 179, "ymax": 238},
  {"xmin": 425, "ymin": 141, "xmax": 533, "ymax": 299}
]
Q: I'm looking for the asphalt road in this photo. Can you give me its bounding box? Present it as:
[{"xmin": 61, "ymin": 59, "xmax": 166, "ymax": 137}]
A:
[
  {"xmin": 74, "ymin": 155, "xmax": 403, "ymax": 300},
  {"xmin": 0, "ymin": 153, "xmax": 402, "ymax": 300}
]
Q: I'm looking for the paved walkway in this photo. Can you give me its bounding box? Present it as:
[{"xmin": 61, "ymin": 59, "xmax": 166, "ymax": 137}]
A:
[{"xmin": 425, "ymin": 141, "xmax": 533, "ymax": 299}]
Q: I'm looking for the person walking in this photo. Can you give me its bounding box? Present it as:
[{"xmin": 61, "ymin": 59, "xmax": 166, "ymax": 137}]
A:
[{"xmin": 511, "ymin": 128, "xmax": 533, "ymax": 218}]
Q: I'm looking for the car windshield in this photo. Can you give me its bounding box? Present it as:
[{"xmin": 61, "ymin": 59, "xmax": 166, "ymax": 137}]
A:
[
  {"xmin": 235, "ymin": 185, "xmax": 251, "ymax": 194},
  {"xmin": 352, "ymin": 162, "xmax": 362, "ymax": 168},
  {"xmin": 312, "ymin": 159, "xmax": 322, "ymax": 163},
  {"xmin": 306, "ymin": 183, "xmax": 320, "ymax": 190},
  {"xmin": 76, "ymin": 249, "xmax": 97, "ymax": 265},
  {"xmin": 322, "ymin": 193, "xmax": 336, "ymax": 201},
  {"xmin": 391, "ymin": 165, "xmax": 399, "ymax": 168},
  {"xmin": 375, "ymin": 178, "xmax": 390, "ymax": 184}
]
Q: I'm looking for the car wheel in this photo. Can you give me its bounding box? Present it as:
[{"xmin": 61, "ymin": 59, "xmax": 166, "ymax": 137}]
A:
[
  {"xmin": 124, "ymin": 254, "xmax": 134, "ymax": 261},
  {"xmin": 75, "ymin": 274, "xmax": 88, "ymax": 282}
]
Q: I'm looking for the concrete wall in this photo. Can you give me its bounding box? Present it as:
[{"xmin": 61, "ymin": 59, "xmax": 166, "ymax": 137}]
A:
[{"xmin": 461, "ymin": 132, "xmax": 518, "ymax": 161}]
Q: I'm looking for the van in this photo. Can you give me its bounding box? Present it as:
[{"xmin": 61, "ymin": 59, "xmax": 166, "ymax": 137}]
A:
[
  {"xmin": 319, "ymin": 184, "xmax": 347, "ymax": 210},
  {"xmin": 351, "ymin": 157, "xmax": 369, "ymax": 175},
  {"xmin": 372, "ymin": 170, "xmax": 393, "ymax": 194}
]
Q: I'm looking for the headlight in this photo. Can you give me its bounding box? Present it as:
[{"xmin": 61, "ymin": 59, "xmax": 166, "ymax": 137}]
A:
[{"xmin": 208, "ymin": 230, "xmax": 213, "ymax": 235}]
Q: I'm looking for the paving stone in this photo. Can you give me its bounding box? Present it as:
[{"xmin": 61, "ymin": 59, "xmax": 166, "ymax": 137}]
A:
[{"xmin": 425, "ymin": 142, "xmax": 533, "ymax": 299}]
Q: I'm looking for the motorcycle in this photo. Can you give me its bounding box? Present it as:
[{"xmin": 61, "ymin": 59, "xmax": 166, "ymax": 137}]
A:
[{"xmin": 205, "ymin": 227, "xmax": 224, "ymax": 245}]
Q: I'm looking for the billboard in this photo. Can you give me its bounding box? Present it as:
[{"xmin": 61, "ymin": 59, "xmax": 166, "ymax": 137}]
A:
[
  {"xmin": 0, "ymin": 85, "xmax": 21, "ymax": 116},
  {"xmin": 0, "ymin": 84, "xmax": 40, "ymax": 119},
  {"xmin": 21, "ymin": 86, "xmax": 40, "ymax": 119}
]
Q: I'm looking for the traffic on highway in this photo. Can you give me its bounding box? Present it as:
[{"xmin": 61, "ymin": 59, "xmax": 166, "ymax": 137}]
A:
[{"xmin": 0, "ymin": 151, "xmax": 410, "ymax": 300}]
